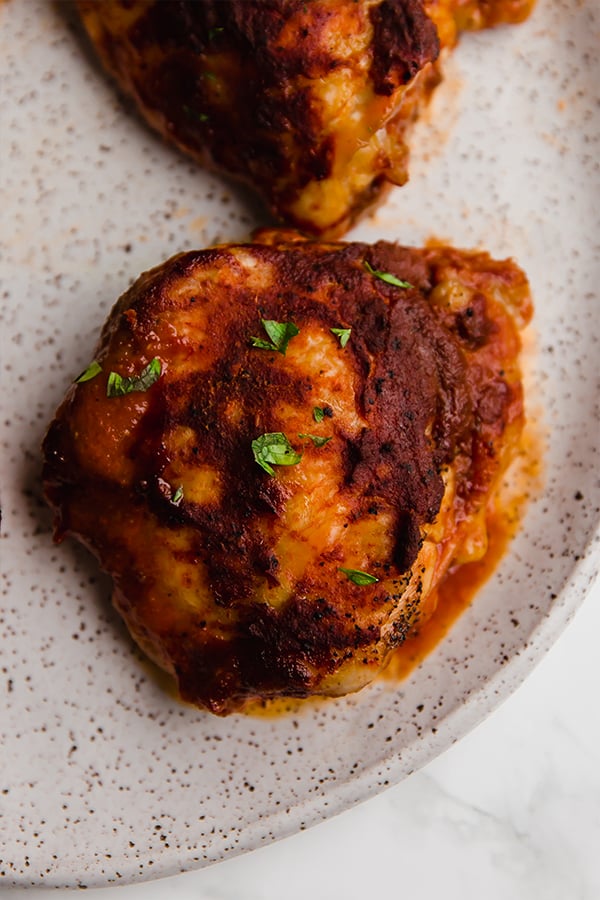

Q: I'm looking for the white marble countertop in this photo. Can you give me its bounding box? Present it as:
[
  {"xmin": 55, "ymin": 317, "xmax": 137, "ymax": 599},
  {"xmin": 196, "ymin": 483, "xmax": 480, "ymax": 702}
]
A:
[{"xmin": 3, "ymin": 573, "xmax": 597, "ymax": 900}]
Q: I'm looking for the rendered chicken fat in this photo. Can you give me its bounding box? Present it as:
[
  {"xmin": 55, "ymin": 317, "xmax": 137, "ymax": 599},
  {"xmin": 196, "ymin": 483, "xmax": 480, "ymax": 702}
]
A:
[{"xmin": 42, "ymin": 231, "xmax": 532, "ymax": 714}]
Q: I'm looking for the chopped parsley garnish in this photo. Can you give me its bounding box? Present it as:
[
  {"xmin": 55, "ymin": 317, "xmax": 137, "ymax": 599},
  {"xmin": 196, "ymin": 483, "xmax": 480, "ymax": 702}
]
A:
[
  {"xmin": 74, "ymin": 360, "xmax": 102, "ymax": 383},
  {"xmin": 171, "ymin": 485, "xmax": 184, "ymax": 506},
  {"xmin": 330, "ymin": 327, "xmax": 351, "ymax": 348},
  {"xmin": 252, "ymin": 432, "xmax": 302, "ymax": 476},
  {"xmin": 183, "ymin": 104, "xmax": 209, "ymax": 123},
  {"xmin": 298, "ymin": 433, "xmax": 331, "ymax": 448},
  {"xmin": 364, "ymin": 260, "xmax": 413, "ymax": 289},
  {"xmin": 203, "ymin": 71, "xmax": 218, "ymax": 83},
  {"xmin": 338, "ymin": 567, "xmax": 379, "ymax": 585},
  {"xmin": 208, "ymin": 26, "xmax": 224, "ymax": 40},
  {"xmin": 313, "ymin": 407, "xmax": 325, "ymax": 423},
  {"xmin": 250, "ymin": 319, "xmax": 300, "ymax": 356},
  {"xmin": 106, "ymin": 357, "xmax": 162, "ymax": 398}
]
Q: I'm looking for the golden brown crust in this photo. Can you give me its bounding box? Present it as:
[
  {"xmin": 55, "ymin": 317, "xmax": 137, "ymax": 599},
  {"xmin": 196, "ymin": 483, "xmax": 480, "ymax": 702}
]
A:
[
  {"xmin": 43, "ymin": 232, "xmax": 532, "ymax": 713},
  {"xmin": 75, "ymin": 0, "xmax": 534, "ymax": 237}
]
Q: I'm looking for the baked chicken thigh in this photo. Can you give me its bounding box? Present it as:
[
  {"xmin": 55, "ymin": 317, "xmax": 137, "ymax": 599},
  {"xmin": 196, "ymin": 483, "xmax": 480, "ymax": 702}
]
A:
[
  {"xmin": 76, "ymin": 0, "xmax": 535, "ymax": 237},
  {"xmin": 43, "ymin": 231, "xmax": 532, "ymax": 714}
]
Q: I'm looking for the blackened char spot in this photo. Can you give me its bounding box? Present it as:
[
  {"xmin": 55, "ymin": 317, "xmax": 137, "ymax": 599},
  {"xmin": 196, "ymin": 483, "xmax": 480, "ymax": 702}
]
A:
[
  {"xmin": 393, "ymin": 510, "xmax": 423, "ymax": 572},
  {"xmin": 306, "ymin": 134, "xmax": 334, "ymax": 181},
  {"xmin": 240, "ymin": 596, "xmax": 378, "ymax": 691},
  {"xmin": 171, "ymin": 595, "xmax": 380, "ymax": 712},
  {"xmin": 369, "ymin": 0, "xmax": 440, "ymax": 96},
  {"xmin": 455, "ymin": 292, "xmax": 497, "ymax": 349},
  {"xmin": 330, "ymin": 241, "xmax": 473, "ymax": 570}
]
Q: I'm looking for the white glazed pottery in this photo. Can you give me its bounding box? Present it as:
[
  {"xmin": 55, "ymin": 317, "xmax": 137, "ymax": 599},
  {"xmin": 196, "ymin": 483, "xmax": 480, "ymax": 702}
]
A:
[{"xmin": 1, "ymin": 0, "xmax": 598, "ymax": 888}]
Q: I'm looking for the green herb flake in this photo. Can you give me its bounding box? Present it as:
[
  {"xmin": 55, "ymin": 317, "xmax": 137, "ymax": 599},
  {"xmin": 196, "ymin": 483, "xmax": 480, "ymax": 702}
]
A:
[
  {"xmin": 106, "ymin": 357, "xmax": 162, "ymax": 398},
  {"xmin": 250, "ymin": 338, "xmax": 277, "ymax": 351},
  {"xmin": 203, "ymin": 71, "xmax": 218, "ymax": 83},
  {"xmin": 183, "ymin": 104, "xmax": 209, "ymax": 123},
  {"xmin": 250, "ymin": 319, "xmax": 300, "ymax": 356},
  {"xmin": 313, "ymin": 406, "xmax": 325, "ymax": 423},
  {"xmin": 171, "ymin": 485, "xmax": 184, "ymax": 506},
  {"xmin": 298, "ymin": 433, "xmax": 331, "ymax": 448},
  {"xmin": 364, "ymin": 260, "xmax": 413, "ymax": 289},
  {"xmin": 338, "ymin": 567, "xmax": 379, "ymax": 585},
  {"xmin": 208, "ymin": 26, "xmax": 225, "ymax": 40},
  {"xmin": 74, "ymin": 360, "xmax": 102, "ymax": 384},
  {"xmin": 252, "ymin": 432, "xmax": 302, "ymax": 476},
  {"xmin": 330, "ymin": 327, "xmax": 351, "ymax": 348}
]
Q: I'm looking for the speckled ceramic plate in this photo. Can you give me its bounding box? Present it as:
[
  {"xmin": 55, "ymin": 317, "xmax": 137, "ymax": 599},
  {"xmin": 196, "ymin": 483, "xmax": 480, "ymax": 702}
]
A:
[{"xmin": 1, "ymin": 0, "xmax": 599, "ymax": 889}]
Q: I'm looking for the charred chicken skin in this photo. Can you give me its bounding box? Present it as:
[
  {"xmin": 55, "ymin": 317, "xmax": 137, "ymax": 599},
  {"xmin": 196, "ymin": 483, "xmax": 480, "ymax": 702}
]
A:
[
  {"xmin": 76, "ymin": 0, "xmax": 535, "ymax": 237},
  {"xmin": 43, "ymin": 231, "xmax": 532, "ymax": 714}
]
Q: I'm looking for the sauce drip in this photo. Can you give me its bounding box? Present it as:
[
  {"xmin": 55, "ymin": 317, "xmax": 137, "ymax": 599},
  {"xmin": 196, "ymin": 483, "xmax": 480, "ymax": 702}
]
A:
[
  {"xmin": 384, "ymin": 500, "xmax": 516, "ymax": 680},
  {"xmin": 384, "ymin": 415, "xmax": 543, "ymax": 681}
]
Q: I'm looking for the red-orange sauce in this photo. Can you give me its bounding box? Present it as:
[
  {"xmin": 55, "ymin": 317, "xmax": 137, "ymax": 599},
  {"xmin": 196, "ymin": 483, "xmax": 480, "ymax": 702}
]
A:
[
  {"xmin": 246, "ymin": 414, "xmax": 543, "ymax": 717},
  {"xmin": 386, "ymin": 413, "xmax": 543, "ymax": 680},
  {"xmin": 387, "ymin": 412, "xmax": 543, "ymax": 680},
  {"xmin": 384, "ymin": 501, "xmax": 516, "ymax": 680}
]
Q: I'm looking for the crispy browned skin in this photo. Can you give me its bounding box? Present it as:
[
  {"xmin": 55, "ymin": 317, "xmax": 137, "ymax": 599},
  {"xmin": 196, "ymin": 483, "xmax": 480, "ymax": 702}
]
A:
[
  {"xmin": 76, "ymin": 0, "xmax": 535, "ymax": 237},
  {"xmin": 43, "ymin": 230, "xmax": 532, "ymax": 714}
]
